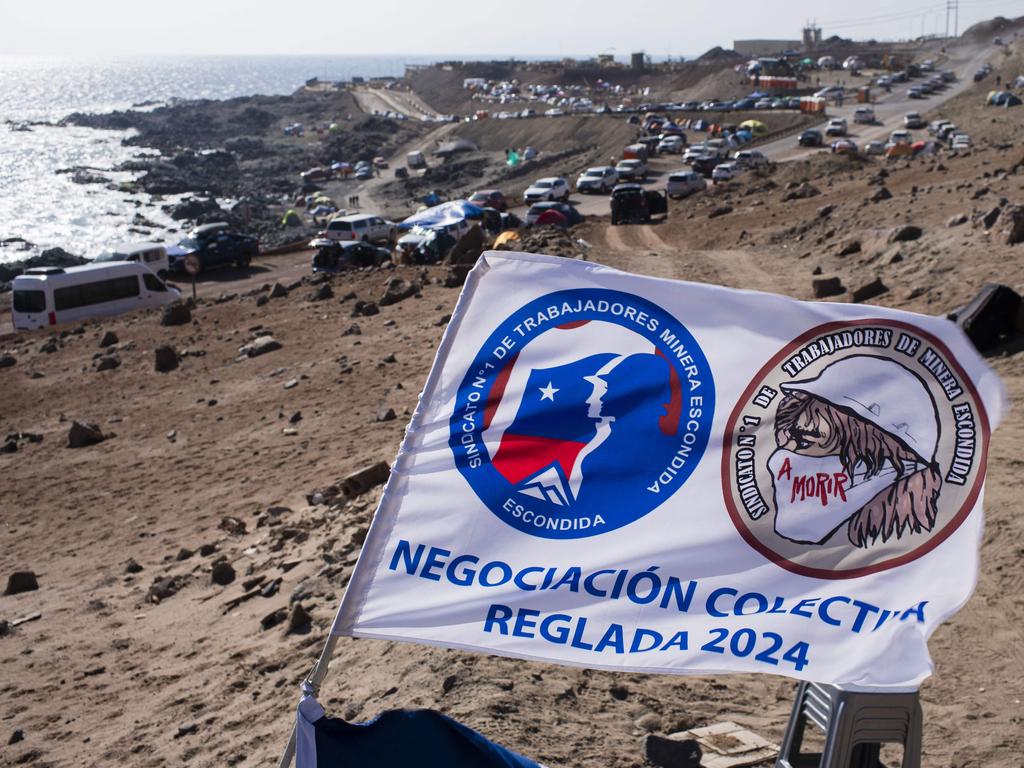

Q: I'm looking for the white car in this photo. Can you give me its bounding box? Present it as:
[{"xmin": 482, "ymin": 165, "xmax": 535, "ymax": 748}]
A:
[
  {"xmin": 543, "ymin": 108, "xmax": 564, "ymax": 117},
  {"xmin": 614, "ymin": 158, "xmax": 648, "ymax": 181},
  {"xmin": 683, "ymin": 144, "xmax": 709, "ymax": 163},
  {"xmin": 657, "ymin": 136, "xmax": 685, "ymax": 154},
  {"xmin": 732, "ymin": 149, "xmax": 767, "ymax": 169},
  {"xmin": 853, "ymin": 107, "xmax": 875, "ymax": 124},
  {"xmin": 904, "ymin": 112, "xmax": 926, "ymax": 129},
  {"xmin": 889, "ymin": 130, "xmax": 913, "ymax": 146},
  {"xmin": 575, "ymin": 166, "xmax": 618, "ymax": 194},
  {"xmin": 665, "ymin": 170, "xmax": 706, "ymax": 198},
  {"xmin": 712, "ymin": 161, "xmax": 741, "ymax": 182},
  {"xmin": 951, "ymin": 133, "xmax": 972, "ymax": 149},
  {"xmin": 825, "ymin": 118, "xmax": 848, "ymax": 137},
  {"xmin": 523, "ymin": 177, "xmax": 570, "ymax": 203},
  {"xmin": 864, "ymin": 140, "xmax": 886, "ymax": 156}
]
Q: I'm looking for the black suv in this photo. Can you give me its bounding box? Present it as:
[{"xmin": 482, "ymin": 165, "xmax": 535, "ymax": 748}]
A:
[
  {"xmin": 798, "ymin": 129, "xmax": 823, "ymax": 147},
  {"xmin": 610, "ymin": 184, "xmax": 668, "ymax": 225},
  {"xmin": 168, "ymin": 222, "xmax": 259, "ymax": 274}
]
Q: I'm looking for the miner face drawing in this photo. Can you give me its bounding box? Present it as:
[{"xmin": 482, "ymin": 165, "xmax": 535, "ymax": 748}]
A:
[{"xmin": 766, "ymin": 355, "xmax": 943, "ymax": 548}]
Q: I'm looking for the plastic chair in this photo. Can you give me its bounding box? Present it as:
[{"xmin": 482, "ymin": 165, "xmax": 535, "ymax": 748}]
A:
[{"xmin": 775, "ymin": 682, "xmax": 922, "ymax": 768}]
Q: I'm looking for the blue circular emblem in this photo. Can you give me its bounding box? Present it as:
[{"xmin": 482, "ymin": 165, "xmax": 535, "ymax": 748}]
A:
[{"xmin": 449, "ymin": 288, "xmax": 715, "ymax": 539}]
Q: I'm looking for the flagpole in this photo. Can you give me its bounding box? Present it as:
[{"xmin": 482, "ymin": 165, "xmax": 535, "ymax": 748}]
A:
[{"xmin": 276, "ymin": 632, "xmax": 342, "ymax": 768}]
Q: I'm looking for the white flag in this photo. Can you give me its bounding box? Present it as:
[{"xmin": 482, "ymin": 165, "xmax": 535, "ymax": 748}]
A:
[{"xmin": 333, "ymin": 251, "xmax": 1005, "ymax": 690}]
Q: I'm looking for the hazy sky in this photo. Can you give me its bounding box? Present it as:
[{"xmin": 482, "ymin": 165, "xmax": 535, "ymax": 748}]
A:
[{"xmin": 0, "ymin": 0, "xmax": 1020, "ymax": 57}]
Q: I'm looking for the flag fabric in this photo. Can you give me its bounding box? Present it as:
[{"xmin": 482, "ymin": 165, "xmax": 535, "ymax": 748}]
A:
[
  {"xmin": 331, "ymin": 251, "xmax": 1005, "ymax": 690},
  {"xmin": 295, "ymin": 694, "xmax": 541, "ymax": 768}
]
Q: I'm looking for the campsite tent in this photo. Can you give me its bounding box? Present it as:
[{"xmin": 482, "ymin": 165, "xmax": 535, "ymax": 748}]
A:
[
  {"xmin": 399, "ymin": 200, "xmax": 484, "ymax": 231},
  {"xmin": 739, "ymin": 119, "xmax": 768, "ymax": 135}
]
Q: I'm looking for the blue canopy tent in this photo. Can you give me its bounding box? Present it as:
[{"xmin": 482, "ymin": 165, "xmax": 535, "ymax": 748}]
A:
[{"xmin": 399, "ymin": 200, "xmax": 484, "ymax": 231}]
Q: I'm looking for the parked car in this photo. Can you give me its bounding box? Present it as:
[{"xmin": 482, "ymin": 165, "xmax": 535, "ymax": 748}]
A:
[
  {"xmin": 12, "ymin": 261, "xmax": 179, "ymax": 330},
  {"xmin": 615, "ymin": 158, "xmax": 648, "ymax": 181},
  {"xmin": 825, "ymin": 118, "xmax": 848, "ymax": 137},
  {"xmin": 889, "ymin": 130, "xmax": 913, "ymax": 146},
  {"xmin": 907, "ymin": 87, "xmax": 924, "ymax": 99},
  {"xmin": 853, "ymin": 107, "xmax": 875, "ymax": 124},
  {"xmin": 733, "ymin": 149, "xmax": 767, "ymax": 169},
  {"xmin": 311, "ymin": 239, "xmax": 390, "ymax": 272},
  {"xmin": 525, "ymin": 201, "xmax": 583, "ymax": 227},
  {"xmin": 323, "ymin": 213, "xmax": 397, "ymax": 245},
  {"xmin": 609, "ymin": 184, "xmax": 667, "ymax": 225},
  {"xmin": 543, "ymin": 108, "xmax": 565, "ymax": 117},
  {"xmin": 712, "ymin": 161, "xmax": 742, "ymax": 182},
  {"xmin": 863, "ymin": 140, "xmax": 886, "ymax": 156},
  {"xmin": 94, "ymin": 241, "xmax": 169, "ymax": 278},
  {"xmin": 575, "ymin": 166, "xmax": 619, "ymax": 194},
  {"xmin": 468, "ymin": 189, "xmax": 508, "ymax": 211},
  {"xmin": 167, "ymin": 223, "xmax": 259, "ymax": 274},
  {"xmin": 406, "ymin": 151, "xmax": 426, "ymax": 169},
  {"xmin": 300, "ymin": 167, "xmax": 330, "ymax": 183},
  {"xmin": 951, "ymin": 133, "xmax": 972, "ymax": 149},
  {"xmin": 904, "ymin": 112, "xmax": 926, "ymax": 129},
  {"xmin": 354, "ymin": 165, "xmax": 374, "ymax": 180},
  {"xmin": 683, "ymin": 143, "xmax": 711, "ymax": 163},
  {"xmin": 798, "ymin": 129, "xmax": 823, "ymax": 147},
  {"xmin": 523, "ymin": 177, "xmax": 570, "ymax": 203},
  {"xmin": 937, "ymin": 123, "xmax": 958, "ymax": 142},
  {"xmin": 658, "ymin": 135, "xmax": 685, "ymax": 154},
  {"xmin": 704, "ymin": 138, "xmax": 730, "ymax": 158},
  {"xmin": 665, "ymin": 170, "xmax": 706, "ymax": 198},
  {"xmin": 928, "ymin": 119, "xmax": 952, "ymax": 135},
  {"xmin": 691, "ymin": 154, "xmax": 724, "ymax": 177},
  {"xmin": 831, "ymin": 139, "xmax": 858, "ymax": 155}
]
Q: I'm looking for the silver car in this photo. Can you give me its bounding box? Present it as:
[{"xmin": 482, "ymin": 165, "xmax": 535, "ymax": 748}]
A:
[
  {"xmin": 665, "ymin": 170, "xmax": 706, "ymax": 199},
  {"xmin": 575, "ymin": 166, "xmax": 619, "ymax": 194}
]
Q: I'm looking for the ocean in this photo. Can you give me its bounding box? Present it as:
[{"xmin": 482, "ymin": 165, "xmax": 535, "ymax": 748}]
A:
[{"xmin": 0, "ymin": 54, "xmax": 450, "ymax": 264}]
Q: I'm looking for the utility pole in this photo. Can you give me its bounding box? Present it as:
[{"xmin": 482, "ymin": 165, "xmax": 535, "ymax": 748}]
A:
[{"xmin": 945, "ymin": 0, "xmax": 959, "ymax": 39}]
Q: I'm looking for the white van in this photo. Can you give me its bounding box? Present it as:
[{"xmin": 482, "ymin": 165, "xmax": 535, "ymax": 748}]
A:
[
  {"xmin": 324, "ymin": 214, "xmax": 397, "ymax": 245},
  {"xmin": 94, "ymin": 241, "xmax": 169, "ymax": 278},
  {"xmin": 406, "ymin": 151, "xmax": 426, "ymax": 169},
  {"xmin": 11, "ymin": 261, "xmax": 180, "ymax": 331}
]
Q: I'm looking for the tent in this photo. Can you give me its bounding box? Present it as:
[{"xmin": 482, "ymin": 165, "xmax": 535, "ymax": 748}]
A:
[
  {"xmin": 535, "ymin": 209, "xmax": 568, "ymax": 228},
  {"xmin": 399, "ymin": 200, "xmax": 484, "ymax": 231},
  {"xmin": 1005, "ymin": 94, "xmax": 1022, "ymax": 107},
  {"xmin": 739, "ymin": 119, "xmax": 767, "ymax": 135}
]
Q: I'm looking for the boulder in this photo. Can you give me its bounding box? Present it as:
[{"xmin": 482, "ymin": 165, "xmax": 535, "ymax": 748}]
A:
[
  {"xmin": 340, "ymin": 461, "xmax": 391, "ymax": 499},
  {"xmin": 1002, "ymin": 205, "xmax": 1024, "ymax": 245},
  {"xmin": 0, "ymin": 354, "xmax": 15, "ymax": 369},
  {"xmin": 4, "ymin": 570, "xmax": 39, "ymax": 595},
  {"xmin": 852, "ymin": 277, "xmax": 888, "ymax": 303},
  {"xmin": 444, "ymin": 265, "xmax": 472, "ymax": 288},
  {"xmin": 379, "ymin": 277, "xmax": 420, "ymax": 307},
  {"xmin": 99, "ymin": 331, "xmax": 119, "ymax": 348},
  {"xmin": 376, "ymin": 407, "xmax": 397, "ymax": 422},
  {"xmin": 870, "ymin": 186, "xmax": 893, "ymax": 202},
  {"xmin": 812, "ymin": 277, "xmax": 845, "ymax": 298},
  {"xmin": 210, "ymin": 560, "xmax": 235, "ymax": 586},
  {"xmin": 285, "ymin": 602, "xmax": 313, "ymax": 635},
  {"xmin": 160, "ymin": 301, "xmax": 192, "ymax": 326},
  {"xmin": 643, "ymin": 735, "xmax": 702, "ymax": 768},
  {"xmin": 982, "ymin": 206, "xmax": 1002, "ymax": 229},
  {"xmin": 782, "ymin": 183, "xmax": 820, "ymax": 201},
  {"xmin": 154, "ymin": 344, "xmax": 179, "ymax": 372},
  {"xmin": 147, "ymin": 575, "xmax": 188, "ymax": 603},
  {"xmin": 238, "ymin": 336, "xmax": 282, "ymax": 358},
  {"xmin": 947, "ymin": 213, "xmax": 968, "ymax": 227},
  {"xmin": 836, "ymin": 238, "xmax": 861, "ymax": 257},
  {"xmin": 888, "ymin": 224, "xmax": 923, "ymax": 243},
  {"xmin": 94, "ymin": 355, "xmax": 121, "ymax": 372},
  {"xmin": 444, "ymin": 224, "xmax": 485, "ymax": 265},
  {"xmin": 351, "ymin": 300, "xmax": 380, "ymax": 317},
  {"xmin": 269, "ymin": 282, "xmax": 288, "ymax": 299},
  {"xmin": 342, "ymin": 323, "xmax": 362, "ymax": 336},
  {"xmin": 707, "ymin": 205, "xmax": 733, "ymax": 219},
  {"xmin": 308, "ymin": 283, "xmax": 333, "ymax": 302},
  {"xmin": 67, "ymin": 421, "xmax": 106, "ymax": 448}
]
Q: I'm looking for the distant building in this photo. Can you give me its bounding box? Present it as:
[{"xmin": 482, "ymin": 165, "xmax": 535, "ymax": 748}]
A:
[
  {"xmin": 733, "ymin": 39, "xmax": 802, "ymax": 57},
  {"xmin": 630, "ymin": 52, "xmax": 646, "ymax": 71}
]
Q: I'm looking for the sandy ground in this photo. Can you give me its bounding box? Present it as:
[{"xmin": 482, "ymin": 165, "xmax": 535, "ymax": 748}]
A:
[{"xmin": 2, "ymin": 34, "xmax": 1024, "ymax": 768}]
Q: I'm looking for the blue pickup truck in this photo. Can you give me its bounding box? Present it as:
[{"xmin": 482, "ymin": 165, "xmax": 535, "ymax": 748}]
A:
[{"xmin": 167, "ymin": 222, "xmax": 260, "ymax": 274}]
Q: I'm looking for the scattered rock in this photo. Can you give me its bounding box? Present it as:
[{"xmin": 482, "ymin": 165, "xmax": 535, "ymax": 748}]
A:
[
  {"xmin": 982, "ymin": 206, "xmax": 1002, "ymax": 229},
  {"xmin": 176, "ymin": 547, "xmax": 194, "ymax": 561},
  {"xmin": 0, "ymin": 620, "xmax": 9, "ymax": 637},
  {"xmin": 154, "ymin": 344, "xmax": 179, "ymax": 372},
  {"xmin": 889, "ymin": 224, "xmax": 923, "ymax": 243},
  {"xmin": 285, "ymin": 602, "xmax": 313, "ymax": 635},
  {"xmin": 283, "ymin": 379, "xmax": 298, "ymax": 389},
  {"xmin": 238, "ymin": 336, "xmax": 282, "ymax": 358},
  {"xmin": 211, "ymin": 560, "xmax": 236, "ymax": 586},
  {"xmin": 219, "ymin": 516, "xmax": 247, "ymax": 536},
  {"xmin": 707, "ymin": 205, "xmax": 733, "ymax": 219},
  {"xmin": 852, "ymin": 277, "xmax": 889, "ymax": 303},
  {"xmin": 339, "ymin": 461, "xmax": 391, "ymax": 499},
  {"xmin": 782, "ymin": 183, "xmax": 820, "ymax": 201},
  {"xmin": 9, "ymin": 729, "xmax": 25, "ymax": 745},
  {"xmin": 342, "ymin": 323, "xmax": 362, "ymax": 336},
  {"xmin": 635, "ymin": 712, "xmax": 662, "ymax": 733},
  {"xmin": 0, "ymin": 354, "xmax": 15, "ymax": 369},
  {"xmin": 160, "ymin": 301, "xmax": 192, "ymax": 326},
  {"xmin": 375, "ymin": 407, "xmax": 397, "ymax": 422},
  {"xmin": 351, "ymin": 300, "xmax": 380, "ymax": 317},
  {"xmin": 836, "ymin": 238, "xmax": 861, "ymax": 257},
  {"xmin": 99, "ymin": 330, "xmax": 119, "ymax": 348},
  {"xmin": 39, "ymin": 338, "xmax": 58, "ymax": 354},
  {"xmin": 174, "ymin": 723, "xmax": 199, "ymax": 739},
  {"xmin": 4, "ymin": 571, "xmax": 39, "ymax": 595},
  {"xmin": 609, "ymin": 684, "xmax": 630, "ymax": 701},
  {"xmin": 444, "ymin": 265, "xmax": 472, "ymax": 288},
  {"xmin": 1, "ymin": 440, "xmax": 17, "ymax": 454},
  {"xmin": 308, "ymin": 283, "xmax": 333, "ymax": 302},
  {"xmin": 1002, "ymin": 205, "xmax": 1024, "ymax": 245},
  {"xmin": 261, "ymin": 607, "xmax": 288, "ymax": 630},
  {"xmin": 67, "ymin": 421, "xmax": 107, "ymax": 448},
  {"xmin": 125, "ymin": 559, "xmax": 144, "ymax": 574},
  {"xmin": 382, "ymin": 353, "xmax": 397, "ymax": 364},
  {"xmin": 816, "ymin": 204, "xmax": 835, "ymax": 218},
  {"xmin": 147, "ymin": 575, "xmax": 187, "ymax": 603},
  {"xmin": 255, "ymin": 294, "xmax": 269, "ymax": 307},
  {"xmin": 812, "ymin": 277, "xmax": 845, "ymax": 299},
  {"xmin": 268, "ymin": 282, "xmax": 289, "ymax": 299},
  {"xmin": 870, "ymin": 186, "xmax": 893, "ymax": 202},
  {"xmin": 947, "ymin": 213, "xmax": 968, "ymax": 227},
  {"xmin": 643, "ymin": 735, "xmax": 702, "ymax": 768},
  {"xmin": 379, "ymin": 277, "xmax": 420, "ymax": 306},
  {"xmin": 94, "ymin": 355, "xmax": 121, "ymax": 372}
]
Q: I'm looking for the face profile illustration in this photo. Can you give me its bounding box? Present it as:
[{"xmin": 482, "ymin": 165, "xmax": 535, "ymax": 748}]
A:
[{"xmin": 766, "ymin": 355, "xmax": 942, "ymax": 548}]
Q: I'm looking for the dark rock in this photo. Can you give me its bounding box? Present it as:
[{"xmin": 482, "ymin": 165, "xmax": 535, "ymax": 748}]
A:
[
  {"xmin": 0, "ymin": 620, "xmax": 8, "ymax": 637},
  {"xmin": 255, "ymin": 294, "xmax": 269, "ymax": 307},
  {"xmin": 0, "ymin": 354, "xmax": 15, "ymax": 369},
  {"xmin": 342, "ymin": 323, "xmax": 362, "ymax": 336},
  {"xmin": 175, "ymin": 548, "xmax": 194, "ymax": 561},
  {"xmin": 1002, "ymin": 205, "xmax": 1024, "ymax": 245},
  {"xmin": 167, "ymin": 196, "xmax": 223, "ymax": 221},
  {"xmin": 288, "ymin": 411, "xmax": 302, "ymax": 424},
  {"xmin": 67, "ymin": 421, "xmax": 106, "ymax": 448},
  {"xmin": 852, "ymin": 278, "xmax": 888, "ymax": 303},
  {"xmin": 782, "ymin": 183, "xmax": 820, "ymax": 201},
  {"xmin": 9, "ymin": 729, "xmax": 25, "ymax": 745},
  {"xmin": 609, "ymin": 684, "xmax": 630, "ymax": 700},
  {"xmin": 99, "ymin": 331, "xmax": 119, "ymax": 348},
  {"xmin": 175, "ymin": 723, "xmax": 199, "ymax": 738},
  {"xmin": 238, "ymin": 336, "xmax": 281, "ymax": 358},
  {"xmin": 1, "ymin": 440, "xmax": 17, "ymax": 454},
  {"xmin": 444, "ymin": 265, "xmax": 472, "ymax": 288},
  {"xmin": 870, "ymin": 186, "xmax": 893, "ymax": 202},
  {"xmin": 837, "ymin": 238, "xmax": 861, "ymax": 256},
  {"xmin": 376, "ymin": 407, "xmax": 397, "ymax": 422},
  {"xmin": 707, "ymin": 205, "xmax": 733, "ymax": 219},
  {"xmin": 285, "ymin": 602, "xmax": 313, "ymax": 635},
  {"xmin": 269, "ymin": 282, "xmax": 288, "ymax": 299},
  {"xmin": 309, "ymin": 283, "xmax": 333, "ymax": 302},
  {"xmin": 94, "ymin": 355, "xmax": 121, "ymax": 372},
  {"xmin": 889, "ymin": 225, "xmax": 923, "ymax": 243},
  {"xmin": 154, "ymin": 344, "xmax": 179, "ymax": 372},
  {"xmin": 147, "ymin": 575, "xmax": 187, "ymax": 603},
  {"xmin": 219, "ymin": 516, "xmax": 247, "ymax": 536},
  {"xmin": 125, "ymin": 559, "xmax": 144, "ymax": 574},
  {"xmin": 39, "ymin": 338, "xmax": 58, "ymax": 354},
  {"xmin": 812, "ymin": 277, "xmax": 846, "ymax": 299},
  {"xmin": 947, "ymin": 214, "xmax": 968, "ymax": 227},
  {"xmin": 382, "ymin": 353, "xmax": 397, "ymax": 364},
  {"xmin": 198, "ymin": 543, "xmax": 217, "ymax": 556},
  {"xmin": 442, "ymin": 674, "xmax": 459, "ymax": 694},
  {"xmin": 379, "ymin": 277, "xmax": 420, "ymax": 306},
  {"xmin": 211, "ymin": 560, "xmax": 236, "ymax": 586},
  {"xmin": 261, "ymin": 607, "xmax": 287, "ymax": 630},
  {"xmin": 982, "ymin": 206, "xmax": 1002, "ymax": 229},
  {"xmin": 643, "ymin": 735, "xmax": 702, "ymax": 768},
  {"xmin": 160, "ymin": 301, "xmax": 192, "ymax": 326},
  {"xmin": 351, "ymin": 300, "xmax": 380, "ymax": 317},
  {"xmin": 5, "ymin": 570, "xmax": 39, "ymax": 595},
  {"xmin": 340, "ymin": 461, "xmax": 391, "ymax": 499}
]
